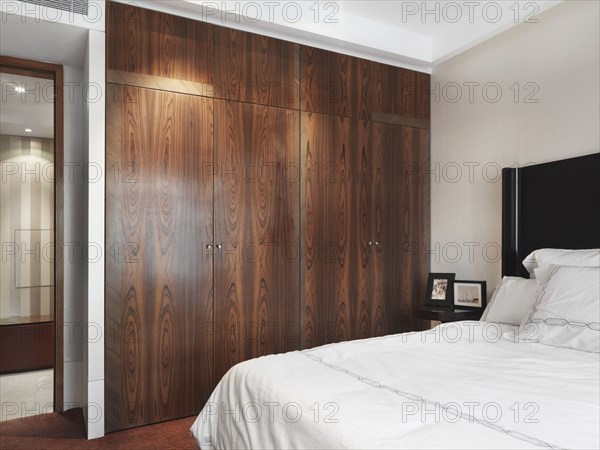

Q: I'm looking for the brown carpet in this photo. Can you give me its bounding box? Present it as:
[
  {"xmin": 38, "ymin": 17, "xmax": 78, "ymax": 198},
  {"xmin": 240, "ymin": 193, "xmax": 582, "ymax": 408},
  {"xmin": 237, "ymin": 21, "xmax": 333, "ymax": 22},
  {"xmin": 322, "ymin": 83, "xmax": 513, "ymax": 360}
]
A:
[{"xmin": 0, "ymin": 409, "xmax": 198, "ymax": 449}]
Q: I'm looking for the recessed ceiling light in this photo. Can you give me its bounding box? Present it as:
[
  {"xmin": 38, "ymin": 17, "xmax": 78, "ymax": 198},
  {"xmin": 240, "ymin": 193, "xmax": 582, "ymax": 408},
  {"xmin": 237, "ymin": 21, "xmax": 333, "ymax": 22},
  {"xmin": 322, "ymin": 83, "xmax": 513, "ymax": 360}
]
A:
[{"xmin": 24, "ymin": 128, "xmax": 33, "ymax": 133}]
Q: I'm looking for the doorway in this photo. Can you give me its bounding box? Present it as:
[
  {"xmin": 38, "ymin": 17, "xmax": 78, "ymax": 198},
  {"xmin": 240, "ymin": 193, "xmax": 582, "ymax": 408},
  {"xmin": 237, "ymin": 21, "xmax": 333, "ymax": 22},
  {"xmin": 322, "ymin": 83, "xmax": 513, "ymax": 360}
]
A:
[{"xmin": 0, "ymin": 56, "xmax": 63, "ymax": 419}]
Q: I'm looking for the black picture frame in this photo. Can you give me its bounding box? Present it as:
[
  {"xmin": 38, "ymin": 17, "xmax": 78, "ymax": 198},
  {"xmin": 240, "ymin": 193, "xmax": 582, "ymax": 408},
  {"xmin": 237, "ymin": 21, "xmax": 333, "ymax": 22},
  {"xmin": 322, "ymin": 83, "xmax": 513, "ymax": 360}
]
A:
[
  {"xmin": 453, "ymin": 281, "xmax": 487, "ymax": 310},
  {"xmin": 425, "ymin": 273, "xmax": 455, "ymax": 308}
]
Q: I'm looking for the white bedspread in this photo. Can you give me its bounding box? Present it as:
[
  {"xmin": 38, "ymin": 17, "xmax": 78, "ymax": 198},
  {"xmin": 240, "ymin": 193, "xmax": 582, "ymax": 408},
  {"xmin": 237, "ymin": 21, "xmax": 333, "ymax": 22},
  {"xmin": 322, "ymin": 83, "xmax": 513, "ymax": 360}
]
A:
[{"xmin": 191, "ymin": 321, "xmax": 600, "ymax": 449}]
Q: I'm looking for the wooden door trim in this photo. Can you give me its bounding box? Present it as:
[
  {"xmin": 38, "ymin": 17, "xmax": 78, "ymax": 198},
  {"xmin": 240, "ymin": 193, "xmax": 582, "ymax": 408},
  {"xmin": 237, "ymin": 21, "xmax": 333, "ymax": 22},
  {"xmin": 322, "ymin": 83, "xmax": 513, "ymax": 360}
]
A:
[{"xmin": 0, "ymin": 55, "xmax": 64, "ymax": 412}]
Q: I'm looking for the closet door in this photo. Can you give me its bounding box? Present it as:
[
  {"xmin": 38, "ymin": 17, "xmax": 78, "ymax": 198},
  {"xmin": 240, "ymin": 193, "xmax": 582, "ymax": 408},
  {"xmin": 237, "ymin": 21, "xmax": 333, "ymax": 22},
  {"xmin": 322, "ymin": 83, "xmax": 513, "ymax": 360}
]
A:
[
  {"xmin": 358, "ymin": 123, "xmax": 427, "ymax": 336},
  {"xmin": 371, "ymin": 123, "xmax": 405, "ymax": 336},
  {"xmin": 105, "ymin": 86, "xmax": 214, "ymax": 432},
  {"xmin": 213, "ymin": 100, "xmax": 300, "ymax": 381},
  {"xmin": 398, "ymin": 127, "xmax": 430, "ymax": 331},
  {"xmin": 301, "ymin": 112, "xmax": 356, "ymax": 348},
  {"xmin": 354, "ymin": 120, "xmax": 374, "ymax": 340},
  {"xmin": 354, "ymin": 121, "xmax": 404, "ymax": 339}
]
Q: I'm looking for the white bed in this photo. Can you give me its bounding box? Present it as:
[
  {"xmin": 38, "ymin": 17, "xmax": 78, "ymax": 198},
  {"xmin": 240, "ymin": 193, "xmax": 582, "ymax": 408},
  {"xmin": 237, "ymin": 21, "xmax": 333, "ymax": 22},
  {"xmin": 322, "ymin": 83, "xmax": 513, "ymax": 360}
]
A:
[
  {"xmin": 191, "ymin": 320, "xmax": 600, "ymax": 449},
  {"xmin": 192, "ymin": 155, "xmax": 600, "ymax": 449}
]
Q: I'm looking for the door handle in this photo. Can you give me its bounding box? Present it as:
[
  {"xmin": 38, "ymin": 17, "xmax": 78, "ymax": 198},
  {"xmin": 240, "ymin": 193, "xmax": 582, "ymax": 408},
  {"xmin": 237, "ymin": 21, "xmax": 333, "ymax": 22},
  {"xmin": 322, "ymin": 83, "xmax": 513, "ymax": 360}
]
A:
[
  {"xmin": 206, "ymin": 244, "xmax": 213, "ymax": 250},
  {"xmin": 215, "ymin": 243, "xmax": 223, "ymax": 250}
]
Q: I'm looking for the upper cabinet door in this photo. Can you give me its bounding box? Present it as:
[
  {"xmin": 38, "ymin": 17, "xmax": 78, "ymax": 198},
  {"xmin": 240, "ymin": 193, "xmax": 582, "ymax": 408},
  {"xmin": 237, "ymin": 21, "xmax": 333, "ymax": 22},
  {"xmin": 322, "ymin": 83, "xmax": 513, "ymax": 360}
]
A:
[
  {"xmin": 302, "ymin": 47, "xmax": 358, "ymax": 118},
  {"xmin": 107, "ymin": 1, "xmax": 214, "ymax": 84},
  {"xmin": 214, "ymin": 28, "xmax": 300, "ymax": 109},
  {"xmin": 105, "ymin": 86, "xmax": 215, "ymax": 432},
  {"xmin": 213, "ymin": 100, "xmax": 300, "ymax": 382},
  {"xmin": 300, "ymin": 46, "xmax": 430, "ymax": 122}
]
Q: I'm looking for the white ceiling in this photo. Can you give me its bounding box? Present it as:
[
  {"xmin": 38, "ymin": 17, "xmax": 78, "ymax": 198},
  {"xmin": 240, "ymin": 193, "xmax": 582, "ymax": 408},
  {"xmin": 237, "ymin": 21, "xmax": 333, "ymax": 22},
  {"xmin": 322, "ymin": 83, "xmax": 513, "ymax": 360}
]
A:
[
  {"xmin": 0, "ymin": 1, "xmax": 565, "ymax": 74},
  {"xmin": 0, "ymin": 73, "xmax": 54, "ymax": 139},
  {"xmin": 0, "ymin": 9, "xmax": 89, "ymax": 67},
  {"xmin": 135, "ymin": 0, "xmax": 564, "ymax": 72}
]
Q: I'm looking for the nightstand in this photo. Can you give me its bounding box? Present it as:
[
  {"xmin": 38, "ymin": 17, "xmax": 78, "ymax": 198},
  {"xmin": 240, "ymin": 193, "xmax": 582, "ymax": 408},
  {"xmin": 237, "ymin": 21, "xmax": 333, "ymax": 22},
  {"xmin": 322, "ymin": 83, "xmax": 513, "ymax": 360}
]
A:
[{"xmin": 417, "ymin": 306, "xmax": 483, "ymax": 323}]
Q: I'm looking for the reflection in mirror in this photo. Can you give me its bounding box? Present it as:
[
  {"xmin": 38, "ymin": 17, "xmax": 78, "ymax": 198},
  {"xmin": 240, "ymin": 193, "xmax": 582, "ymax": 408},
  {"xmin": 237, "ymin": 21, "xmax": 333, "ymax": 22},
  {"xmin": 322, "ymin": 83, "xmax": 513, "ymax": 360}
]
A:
[{"xmin": 0, "ymin": 72, "xmax": 55, "ymax": 419}]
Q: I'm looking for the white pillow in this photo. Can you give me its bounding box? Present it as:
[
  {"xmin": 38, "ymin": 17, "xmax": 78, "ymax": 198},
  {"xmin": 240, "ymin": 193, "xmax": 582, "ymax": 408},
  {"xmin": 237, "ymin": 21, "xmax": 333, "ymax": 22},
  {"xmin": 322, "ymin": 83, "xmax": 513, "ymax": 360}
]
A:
[
  {"xmin": 522, "ymin": 248, "xmax": 600, "ymax": 278},
  {"xmin": 480, "ymin": 277, "xmax": 538, "ymax": 325},
  {"xmin": 521, "ymin": 265, "xmax": 600, "ymax": 353},
  {"xmin": 533, "ymin": 266, "xmax": 552, "ymax": 284}
]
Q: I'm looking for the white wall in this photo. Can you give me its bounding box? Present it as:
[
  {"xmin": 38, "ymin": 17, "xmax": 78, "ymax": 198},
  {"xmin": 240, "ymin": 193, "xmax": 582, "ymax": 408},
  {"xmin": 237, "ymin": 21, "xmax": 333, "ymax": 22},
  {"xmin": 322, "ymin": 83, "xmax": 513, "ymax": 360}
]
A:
[
  {"xmin": 430, "ymin": 0, "xmax": 600, "ymax": 296},
  {"xmin": 82, "ymin": 28, "xmax": 106, "ymax": 440},
  {"xmin": 62, "ymin": 64, "xmax": 85, "ymax": 410}
]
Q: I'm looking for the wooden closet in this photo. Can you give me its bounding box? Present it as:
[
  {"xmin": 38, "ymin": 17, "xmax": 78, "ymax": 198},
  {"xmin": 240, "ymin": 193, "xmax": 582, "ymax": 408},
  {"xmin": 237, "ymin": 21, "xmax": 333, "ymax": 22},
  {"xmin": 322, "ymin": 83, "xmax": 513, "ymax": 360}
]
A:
[{"xmin": 105, "ymin": 1, "xmax": 429, "ymax": 432}]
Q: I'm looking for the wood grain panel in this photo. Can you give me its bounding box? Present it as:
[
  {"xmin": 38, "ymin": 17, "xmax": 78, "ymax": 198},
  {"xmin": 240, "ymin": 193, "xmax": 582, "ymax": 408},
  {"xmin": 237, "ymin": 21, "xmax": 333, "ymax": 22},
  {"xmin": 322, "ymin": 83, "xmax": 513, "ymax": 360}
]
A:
[
  {"xmin": 356, "ymin": 59, "xmax": 394, "ymax": 119},
  {"xmin": 394, "ymin": 68, "xmax": 417, "ymax": 119},
  {"xmin": 371, "ymin": 122, "xmax": 394, "ymax": 337},
  {"xmin": 301, "ymin": 112, "xmax": 355, "ymax": 348},
  {"xmin": 416, "ymin": 128, "xmax": 431, "ymax": 331},
  {"xmin": 301, "ymin": 117, "xmax": 427, "ymax": 345},
  {"xmin": 398, "ymin": 126, "xmax": 426, "ymax": 332},
  {"xmin": 392, "ymin": 69, "xmax": 431, "ymax": 121},
  {"xmin": 0, "ymin": 322, "xmax": 54, "ymax": 374},
  {"xmin": 301, "ymin": 47, "xmax": 429, "ymax": 122},
  {"xmin": 416, "ymin": 72, "xmax": 431, "ymax": 120},
  {"xmin": 379, "ymin": 124, "xmax": 406, "ymax": 334},
  {"xmin": 213, "ymin": 100, "xmax": 300, "ymax": 381},
  {"xmin": 108, "ymin": 2, "xmax": 214, "ymax": 84},
  {"xmin": 354, "ymin": 121, "xmax": 406, "ymax": 338},
  {"xmin": 369, "ymin": 112, "xmax": 430, "ymax": 130},
  {"xmin": 354, "ymin": 121, "xmax": 372, "ymax": 339},
  {"xmin": 214, "ymin": 27, "xmax": 299, "ymax": 109},
  {"xmin": 107, "ymin": 70, "xmax": 215, "ymax": 98},
  {"xmin": 301, "ymin": 47, "xmax": 356, "ymax": 118},
  {"xmin": 105, "ymin": 85, "xmax": 214, "ymax": 432}
]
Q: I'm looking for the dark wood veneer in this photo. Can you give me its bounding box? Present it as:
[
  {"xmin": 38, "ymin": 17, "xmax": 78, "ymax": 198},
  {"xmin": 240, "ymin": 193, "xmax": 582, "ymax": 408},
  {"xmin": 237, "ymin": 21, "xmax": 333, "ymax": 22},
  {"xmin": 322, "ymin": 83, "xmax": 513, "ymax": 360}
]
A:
[
  {"xmin": 301, "ymin": 112, "xmax": 355, "ymax": 348},
  {"xmin": 108, "ymin": 2, "xmax": 214, "ymax": 85},
  {"xmin": 105, "ymin": 86, "xmax": 214, "ymax": 432},
  {"xmin": 106, "ymin": 1, "xmax": 430, "ymax": 431},
  {"xmin": 301, "ymin": 46, "xmax": 430, "ymax": 121},
  {"xmin": 214, "ymin": 28, "xmax": 299, "ymax": 109},
  {"xmin": 0, "ymin": 322, "xmax": 54, "ymax": 374},
  {"xmin": 301, "ymin": 115, "xmax": 428, "ymax": 347},
  {"xmin": 213, "ymin": 100, "xmax": 300, "ymax": 380}
]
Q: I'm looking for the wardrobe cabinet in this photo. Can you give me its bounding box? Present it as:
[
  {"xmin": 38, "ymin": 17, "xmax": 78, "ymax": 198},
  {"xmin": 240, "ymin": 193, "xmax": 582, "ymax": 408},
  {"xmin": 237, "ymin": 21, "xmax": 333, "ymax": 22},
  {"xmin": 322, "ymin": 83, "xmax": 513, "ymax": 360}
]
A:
[
  {"xmin": 106, "ymin": 1, "xmax": 429, "ymax": 433},
  {"xmin": 301, "ymin": 116, "xmax": 428, "ymax": 348},
  {"xmin": 105, "ymin": 90, "xmax": 299, "ymax": 432}
]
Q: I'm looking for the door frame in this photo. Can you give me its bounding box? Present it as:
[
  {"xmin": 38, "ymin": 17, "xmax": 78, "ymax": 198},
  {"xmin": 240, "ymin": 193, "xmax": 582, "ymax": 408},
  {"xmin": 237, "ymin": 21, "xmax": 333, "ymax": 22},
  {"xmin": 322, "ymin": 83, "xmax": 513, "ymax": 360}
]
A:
[{"xmin": 0, "ymin": 55, "xmax": 64, "ymax": 412}]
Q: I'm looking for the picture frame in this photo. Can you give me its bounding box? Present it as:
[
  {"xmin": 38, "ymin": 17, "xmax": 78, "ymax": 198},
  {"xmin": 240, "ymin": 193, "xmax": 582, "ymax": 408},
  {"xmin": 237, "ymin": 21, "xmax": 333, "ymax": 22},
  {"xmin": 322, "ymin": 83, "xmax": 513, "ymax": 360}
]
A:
[
  {"xmin": 453, "ymin": 281, "xmax": 487, "ymax": 310},
  {"xmin": 424, "ymin": 273, "xmax": 455, "ymax": 308}
]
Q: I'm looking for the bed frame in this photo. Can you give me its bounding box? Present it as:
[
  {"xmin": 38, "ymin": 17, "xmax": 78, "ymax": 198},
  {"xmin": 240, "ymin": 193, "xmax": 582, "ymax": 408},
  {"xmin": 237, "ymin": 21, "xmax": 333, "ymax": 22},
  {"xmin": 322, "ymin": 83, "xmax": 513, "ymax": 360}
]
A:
[{"xmin": 502, "ymin": 153, "xmax": 600, "ymax": 277}]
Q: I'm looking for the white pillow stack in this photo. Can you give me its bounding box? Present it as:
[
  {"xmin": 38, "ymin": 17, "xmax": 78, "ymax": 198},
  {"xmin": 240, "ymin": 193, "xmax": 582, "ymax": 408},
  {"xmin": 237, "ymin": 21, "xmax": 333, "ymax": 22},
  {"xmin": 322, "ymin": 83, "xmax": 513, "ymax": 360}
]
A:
[
  {"xmin": 522, "ymin": 265, "xmax": 599, "ymax": 352},
  {"xmin": 522, "ymin": 248, "xmax": 600, "ymax": 279},
  {"xmin": 482, "ymin": 248, "xmax": 600, "ymax": 352}
]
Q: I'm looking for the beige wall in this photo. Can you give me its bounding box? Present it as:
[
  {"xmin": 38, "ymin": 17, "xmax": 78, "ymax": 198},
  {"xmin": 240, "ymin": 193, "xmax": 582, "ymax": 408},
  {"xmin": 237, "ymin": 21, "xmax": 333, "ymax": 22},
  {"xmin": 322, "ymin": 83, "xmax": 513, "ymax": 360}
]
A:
[
  {"xmin": 0, "ymin": 135, "xmax": 54, "ymax": 320},
  {"xmin": 430, "ymin": 0, "xmax": 600, "ymax": 296}
]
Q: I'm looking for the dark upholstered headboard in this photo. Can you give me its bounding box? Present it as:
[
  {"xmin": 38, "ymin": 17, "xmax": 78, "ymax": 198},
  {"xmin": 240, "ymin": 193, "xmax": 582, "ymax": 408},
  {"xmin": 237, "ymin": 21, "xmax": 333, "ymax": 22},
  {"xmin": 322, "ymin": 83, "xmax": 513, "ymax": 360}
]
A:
[{"xmin": 502, "ymin": 153, "xmax": 600, "ymax": 277}]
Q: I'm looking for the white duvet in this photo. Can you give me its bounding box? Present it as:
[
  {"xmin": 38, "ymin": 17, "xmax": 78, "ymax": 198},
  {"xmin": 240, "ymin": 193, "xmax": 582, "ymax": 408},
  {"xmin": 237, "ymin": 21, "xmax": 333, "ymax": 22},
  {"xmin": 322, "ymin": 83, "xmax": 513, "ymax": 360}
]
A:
[{"xmin": 191, "ymin": 321, "xmax": 600, "ymax": 449}]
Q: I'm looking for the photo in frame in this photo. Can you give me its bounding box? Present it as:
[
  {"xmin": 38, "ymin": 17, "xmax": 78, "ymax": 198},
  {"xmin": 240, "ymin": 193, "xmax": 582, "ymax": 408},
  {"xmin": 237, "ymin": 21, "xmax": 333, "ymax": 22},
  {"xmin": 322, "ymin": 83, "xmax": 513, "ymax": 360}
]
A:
[
  {"xmin": 453, "ymin": 281, "xmax": 487, "ymax": 310},
  {"xmin": 424, "ymin": 273, "xmax": 455, "ymax": 308}
]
